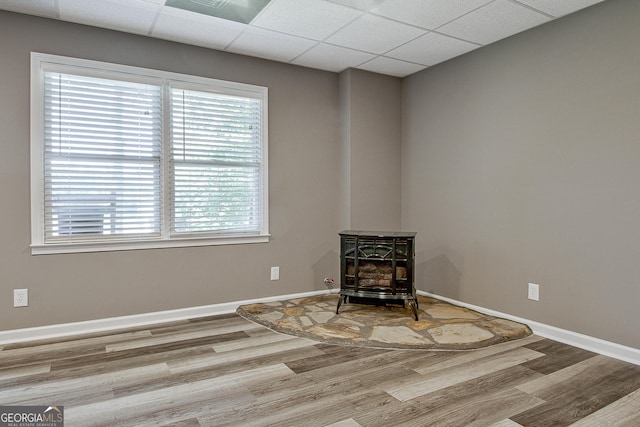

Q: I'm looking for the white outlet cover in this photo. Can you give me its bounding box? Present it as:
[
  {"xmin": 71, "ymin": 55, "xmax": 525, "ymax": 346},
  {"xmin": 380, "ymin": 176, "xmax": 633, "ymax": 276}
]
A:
[
  {"xmin": 270, "ymin": 266, "xmax": 280, "ymax": 280},
  {"xmin": 528, "ymin": 283, "xmax": 539, "ymax": 301},
  {"xmin": 14, "ymin": 289, "xmax": 29, "ymax": 307}
]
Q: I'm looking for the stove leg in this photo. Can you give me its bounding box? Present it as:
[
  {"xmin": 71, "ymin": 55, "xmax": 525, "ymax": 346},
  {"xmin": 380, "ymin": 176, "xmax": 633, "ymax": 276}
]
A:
[
  {"xmin": 336, "ymin": 295, "xmax": 344, "ymax": 314},
  {"xmin": 409, "ymin": 299, "xmax": 419, "ymax": 321}
]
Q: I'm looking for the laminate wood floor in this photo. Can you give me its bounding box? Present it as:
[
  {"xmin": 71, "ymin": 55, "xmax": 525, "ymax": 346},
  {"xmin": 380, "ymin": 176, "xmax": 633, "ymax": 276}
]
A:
[{"xmin": 1, "ymin": 313, "xmax": 639, "ymax": 426}]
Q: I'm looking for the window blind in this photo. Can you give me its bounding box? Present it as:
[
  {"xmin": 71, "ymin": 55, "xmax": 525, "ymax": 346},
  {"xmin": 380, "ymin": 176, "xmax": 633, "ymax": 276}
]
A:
[
  {"xmin": 33, "ymin": 53, "xmax": 269, "ymax": 253},
  {"xmin": 170, "ymin": 88, "xmax": 263, "ymax": 235},
  {"xmin": 43, "ymin": 72, "xmax": 162, "ymax": 241}
]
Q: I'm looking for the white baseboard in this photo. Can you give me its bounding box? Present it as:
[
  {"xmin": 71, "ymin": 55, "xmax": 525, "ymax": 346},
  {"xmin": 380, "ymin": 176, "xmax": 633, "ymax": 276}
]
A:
[
  {"xmin": 3, "ymin": 290, "xmax": 639, "ymax": 367},
  {"xmin": 418, "ymin": 291, "xmax": 640, "ymax": 366},
  {"xmin": 0, "ymin": 290, "xmax": 328, "ymax": 346}
]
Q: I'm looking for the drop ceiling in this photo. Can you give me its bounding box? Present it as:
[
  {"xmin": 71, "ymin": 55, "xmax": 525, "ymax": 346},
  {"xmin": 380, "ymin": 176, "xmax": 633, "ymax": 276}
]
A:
[{"xmin": 0, "ymin": 0, "xmax": 606, "ymax": 77}]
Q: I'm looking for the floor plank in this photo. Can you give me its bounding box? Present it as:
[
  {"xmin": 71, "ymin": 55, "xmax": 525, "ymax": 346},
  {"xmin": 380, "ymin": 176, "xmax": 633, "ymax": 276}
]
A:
[
  {"xmin": 356, "ymin": 365, "xmax": 543, "ymax": 427},
  {"xmin": 382, "ymin": 347, "xmax": 545, "ymax": 401},
  {"xmin": 511, "ymin": 355, "xmax": 640, "ymax": 426},
  {"xmin": 570, "ymin": 387, "xmax": 640, "ymax": 426},
  {"xmin": 0, "ymin": 314, "xmax": 638, "ymax": 426},
  {"xmin": 520, "ymin": 339, "xmax": 597, "ymax": 374}
]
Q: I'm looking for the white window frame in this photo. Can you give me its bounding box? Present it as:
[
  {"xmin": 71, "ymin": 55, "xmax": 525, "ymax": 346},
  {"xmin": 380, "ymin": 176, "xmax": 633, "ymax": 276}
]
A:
[{"xmin": 31, "ymin": 52, "xmax": 269, "ymax": 255}]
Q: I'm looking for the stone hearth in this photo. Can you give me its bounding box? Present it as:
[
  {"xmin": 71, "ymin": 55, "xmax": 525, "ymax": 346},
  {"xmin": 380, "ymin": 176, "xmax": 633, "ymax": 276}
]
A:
[{"xmin": 237, "ymin": 294, "xmax": 532, "ymax": 350}]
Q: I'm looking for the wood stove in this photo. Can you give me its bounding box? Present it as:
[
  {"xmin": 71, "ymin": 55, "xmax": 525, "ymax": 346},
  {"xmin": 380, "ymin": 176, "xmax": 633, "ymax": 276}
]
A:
[{"xmin": 336, "ymin": 230, "xmax": 418, "ymax": 320}]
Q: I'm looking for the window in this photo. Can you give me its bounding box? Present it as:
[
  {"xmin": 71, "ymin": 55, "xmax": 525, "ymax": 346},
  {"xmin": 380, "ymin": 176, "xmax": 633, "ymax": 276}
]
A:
[{"xmin": 31, "ymin": 53, "xmax": 268, "ymax": 254}]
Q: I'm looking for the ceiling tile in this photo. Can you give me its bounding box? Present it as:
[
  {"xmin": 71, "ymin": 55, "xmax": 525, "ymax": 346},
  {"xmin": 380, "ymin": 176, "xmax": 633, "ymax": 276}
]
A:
[
  {"xmin": 0, "ymin": 0, "xmax": 58, "ymax": 18},
  {"xmin": 386, "ymin": 32, "xmax": 479, "ymax": 66},
  {"xmin": 357, "ymin": 56, "xmax": 426, "ymax": 77},
  {"xmin": 228, "ymin": 27, "xmax": 317, "ymax": 63},
  {"xmin": 372, "ymin": 0, "xmax": 492, "ymax": 30},
  {"xmin": 1, "ymin": 0, "xmax": 606, "ymax": 78},
  {"xmin": 57, "ymin": 0, "xmax": 161, "ymax": 35},
  {"xmin": 324, "ymin": 0, "xmax": 385, "ymax": 11},
  {"xmin": 292, "ymin": 43, "xmax": 375, "ymax": 73},
  {"xmin": 326, "ymin": 13, "xmax": 426, "ymax": 54},
  {"xmin": 438, "ymin": 0, "xmax": 551, "ymax": 45},
  {"xmin": 153, "ymin": 7, "xmax": 245, "ymax": 50},
  {"xmin": 251, "ymin": 0, "xmax": 362, "ymax": 40},
  {"xmin": 515, "ymin": 0, "xmax": 606, "ymax": 18}
]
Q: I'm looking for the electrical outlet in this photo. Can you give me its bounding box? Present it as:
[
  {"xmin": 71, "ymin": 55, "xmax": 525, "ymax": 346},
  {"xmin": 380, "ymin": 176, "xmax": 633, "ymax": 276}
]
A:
[
  {"xmin": 270, "ymin": 266, "xmax": 280, "ymax": 281},
  {"xmin": 14, "ymin": 289, "xmax": 28, "ymax": 307},
  {"xmin": 528, "ymin": 283, "xmax": 540, "ymax": 301}
]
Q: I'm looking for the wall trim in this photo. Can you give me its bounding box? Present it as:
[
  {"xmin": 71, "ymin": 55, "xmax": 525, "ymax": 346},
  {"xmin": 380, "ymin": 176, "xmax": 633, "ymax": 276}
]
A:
[
  {"xmin": 418, "ymin": 291, "xmax": 640, "ymax": 366},
  {"xmin": 2, "ymin": 289, "xmax": 638, "ymax": 367},
  {"xmin": 0, "ymin": 290, "xmax": 328, "ymax": 345}
]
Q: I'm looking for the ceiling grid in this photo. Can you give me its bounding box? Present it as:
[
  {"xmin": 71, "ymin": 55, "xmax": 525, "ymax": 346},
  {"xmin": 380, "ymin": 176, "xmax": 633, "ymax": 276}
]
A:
[{"xmin": 0, "ymin": 0, "xmax": 607, "ymax": 77}]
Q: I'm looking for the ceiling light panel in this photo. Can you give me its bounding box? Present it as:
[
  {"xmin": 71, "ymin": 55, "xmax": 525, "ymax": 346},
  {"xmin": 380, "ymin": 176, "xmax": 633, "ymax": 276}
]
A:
[
  {"xmin": 437, "ymin": 0, "xmax": 550, "ymax": 45},
  {"xmin": 251, "ymin": 0, "xmax": 362, "ymax": 40},
  {"xmin": 165, "ymin": 0, "xmax": 271, "ymax": 24},
  {"xmin": 372, "ymin": 0, "xmax": 493, "ymax": 30}
]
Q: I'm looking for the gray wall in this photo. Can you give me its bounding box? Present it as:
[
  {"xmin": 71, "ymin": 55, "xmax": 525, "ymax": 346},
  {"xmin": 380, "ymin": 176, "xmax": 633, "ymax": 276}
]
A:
[
  {"xmin": 339, "ymin": 69, "xmax": 402, "ymax": 231},
  {"xmin": 402, "ymin": 0, "xmax": 640, "ymax": 349},
  {"xmin": 0, "ymin": 11, "xmax": 403, "ymax": 332},
  {"xmin": 0, "ymin": 11, "xmax": 344, "ymax": 330}
]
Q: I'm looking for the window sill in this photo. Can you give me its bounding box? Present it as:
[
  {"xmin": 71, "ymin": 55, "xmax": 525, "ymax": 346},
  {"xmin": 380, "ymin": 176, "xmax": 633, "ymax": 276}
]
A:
[{"xmin": 31, "ymin": 234, "xmax": 270, "ymax": 255}]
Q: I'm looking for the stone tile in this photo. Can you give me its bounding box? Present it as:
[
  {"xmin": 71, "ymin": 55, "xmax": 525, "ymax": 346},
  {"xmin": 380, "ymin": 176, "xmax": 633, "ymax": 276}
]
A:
[
  {"xmin": 406, "ymin": 319, "xmax": 438, "ymax": 331},
  {"xmin": 299, "ymin": 316, "xmax": 313, "ymax": 327},
  {"xmin": 241, "ymin": 304, "xmax": 271, "ymax": 315},
  {"xmin": 370, "ymin": 326, "xmax": 432, "ymax": 345},
  {"xmin": 264, "ymin": 302, "xmax": 284, "ymax": 307},
  {"xmin": 424, "ymin": 305, "xmax": 483, "ymax": 320},
  {"xmin": 308, "ymin": 324, "xmax": 363, "ymax": 340},
  {"xmin": 283, "ymin": 307, "xmax": 305, "ymax": 316},
  {"xmin": 429, "ymin": 323, "xmax": 495, "ymax": 344},
  {"xmin": 308, "ymin": 311, "xmax": 336, "ymax": 324},
  {"xmin": 481, "ymin": 318, "xmax": 531, "ymax": 339},
  {"xmin": 334, "ymin": 318, "xmax": 365, "ymax": 327},
  {"xmin": 273, "ymin": 316, "xmax": 300, "ymax": 331},
  {"xmin": 259, "ymin": 311, "xmax": 284, "ymax": 323}
]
